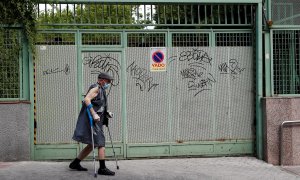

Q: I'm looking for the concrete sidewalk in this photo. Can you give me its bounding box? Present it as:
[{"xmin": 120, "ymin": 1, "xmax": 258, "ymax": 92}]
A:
[{"xmin": 0, "ymin": 157, "xmax": 299, "ymax": 180}]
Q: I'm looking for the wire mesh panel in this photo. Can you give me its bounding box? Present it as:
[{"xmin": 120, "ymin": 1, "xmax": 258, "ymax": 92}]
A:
[
  {"xmin": 126, "ymin": 34, "xmax": 168, "ymax": 143},
  {"xmin": 127, "ymin": 33, "xmax": 165, "ymax": 47},
  {"xmin": 35, "ymin": 45, "xmax": 77, "ymax": 144},
  {"xmin": 126, "ymin": 47, "xmax": 169, "ymax": 143},
  {"xmin": 172, "ymin": 33, "xmax": 209, "ymax": 47},
  {"xmin": 216, "ymin": 33, "xmax": 253, "ymax": 46},
  {"xmin": 273, "ymin": 30, "xmax": 300, "ymax": 95},
  {"xmin": 81, "ymin": 51, "xmax": 122, "ymax": 142},
  {"xmin": 82, "ymin": 33, "xmax": 121, "ymax": 45},
  {"xmin": 168, "ymin": 32, "xmax": 254, "ymax": 142},
  {"xmin": 36, "ymin": 33, "xmax": 75, "ymax": 45},
  {"xmin": 215, "ymin": 32, "xmax": 254, "ymax": 139},
  {"xmin": 272, "ymin": 0, "xmax": 300, "ymax": 25},
  {"xmin": 0, "ymin": 29, "xmax": 21, "ymax": 98},
  {"xmin": 169, "ymin": 47, "xmax": 216, "ymax": 141},
  {"xmin": 126, "ymin": 31, "xmax": 254, "ymax": 143}
]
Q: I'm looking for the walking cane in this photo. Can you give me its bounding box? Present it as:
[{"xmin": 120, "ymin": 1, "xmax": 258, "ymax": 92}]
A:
[
  {"xmin": 87, "ymin": 108, "xmax": 97, "ymax": 178},
  {"xmin": 105, "ymin": 112, "xmax": 119, "ymax": 170}
]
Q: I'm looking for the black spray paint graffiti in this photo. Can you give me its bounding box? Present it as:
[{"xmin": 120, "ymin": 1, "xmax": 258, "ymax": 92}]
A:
[
  {"xmin": 178, "ymin": 49, "xmax": 216, "ymax": 96},
  {"xmin": 169, "ymin": 49, "xmax": 246, "ymax": 96},
  {"xmin": 127, "ymin": 61, "xmax": 159, "ymax": 92},
  {"xmin": 83, "ymin": 54, "xmax": 121, "ymax": 86},
  {"xmin": 187, "ymin": 73, "xmax": 216, "ymax": 96},
  {"xmin": 83, "ymin": 54, "xmax": 121, "ymax": 95},
  {"xmin": 43, "ymin": 64, "xmax": 70, "ymax": 76},
  {"xmin": 179, "ymin": 49, "xmax": 213, "ymax": 69},
  {"xmin": 218, "ymin": 59, "xmax": 245, "ymax": 79}
]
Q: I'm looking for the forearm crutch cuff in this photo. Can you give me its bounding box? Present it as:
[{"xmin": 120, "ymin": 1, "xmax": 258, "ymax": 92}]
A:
[{"xmin": 87, "ymin": 104, "xmax": 93, "ymax": 110}]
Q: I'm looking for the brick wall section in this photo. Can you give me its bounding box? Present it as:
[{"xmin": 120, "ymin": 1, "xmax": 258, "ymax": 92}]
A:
[
  {"xmin": 0, "ymin": 102, "xmax": 30, "ymax": 161},
  {"xmin": 263, "ymin": 97, "xmax": 300, "ymax": 165}
]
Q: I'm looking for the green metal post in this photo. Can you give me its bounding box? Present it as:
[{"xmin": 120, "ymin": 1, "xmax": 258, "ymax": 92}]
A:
[
  {"xmin": 122, "ymin": 31, "xmax": 128, "ymax": 158},
  {"xmin": 264, "ymin": 32, "xmax": 271, "ymax": 96},
  {"xmin": 264, "ymin": 0, "xmax": 272, "ymax": 97},
  {"xmin": 256, "ymin": 3, "xmax": 263, "ymax": 160},
  {"xmin": 28, "ymin": 37, "xmax": 35, "ymax": 160},
  {"xmin": 22, "ymin": 30, "xmax": 29, "ymax": 100}
]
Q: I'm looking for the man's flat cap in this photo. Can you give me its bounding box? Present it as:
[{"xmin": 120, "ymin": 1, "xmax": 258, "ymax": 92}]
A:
[{"xmin": 98, "ymin": 72, "xmax": 114, "ymax": 80}]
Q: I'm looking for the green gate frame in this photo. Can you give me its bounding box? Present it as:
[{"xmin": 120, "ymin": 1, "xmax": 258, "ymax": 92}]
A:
[
  {"xmin": 32, "ymin": 29, "xmax": 262, "ymax": 160},
  {"xmin": 28, "ymin": 0, "xmax": 264, "ymax": 160}
]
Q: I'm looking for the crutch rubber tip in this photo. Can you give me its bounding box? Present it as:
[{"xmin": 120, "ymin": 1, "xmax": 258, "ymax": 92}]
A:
[
  {"xmin": 94, "ymin": 174, "xmax": 97, "ymax": 178},
  {"xmin": 117, "ymin": 166, "xmax": 119, "ymax": 170}
]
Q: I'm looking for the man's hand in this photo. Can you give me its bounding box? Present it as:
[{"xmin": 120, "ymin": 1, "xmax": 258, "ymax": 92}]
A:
[{"xmin": 92, "ymin": 113, "xmax": 100, "ymax": 122}]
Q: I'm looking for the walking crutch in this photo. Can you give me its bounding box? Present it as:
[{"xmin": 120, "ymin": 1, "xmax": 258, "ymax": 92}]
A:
[
  {"xmin": 105, "ymin": 111, "xmax": 119, "ymax": 170},
  {"xmin": 87, "ymin": 108, "xmax": 97, "ymax": 178}
]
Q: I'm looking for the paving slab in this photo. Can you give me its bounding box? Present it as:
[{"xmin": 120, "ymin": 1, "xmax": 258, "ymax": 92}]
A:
[{"xmin": 0, "ymin": 157, "xmax": 299, "ymax": 180}]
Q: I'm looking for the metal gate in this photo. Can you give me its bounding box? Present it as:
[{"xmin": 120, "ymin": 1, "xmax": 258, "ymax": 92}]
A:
[{"xmin": 34, "ymin": 29, "xmax": 254, "ymax": 159}]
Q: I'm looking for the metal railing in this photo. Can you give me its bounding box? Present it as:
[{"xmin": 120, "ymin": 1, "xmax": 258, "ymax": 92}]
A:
[{"xmin": 280, "ymin": 120, "xmax": 300, "ymax": 165}]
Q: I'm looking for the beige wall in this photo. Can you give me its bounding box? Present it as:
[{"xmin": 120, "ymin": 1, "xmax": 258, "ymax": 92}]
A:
[{"xmin": 263, "ymin": 97, "xmax": 300, "ymax": 165}]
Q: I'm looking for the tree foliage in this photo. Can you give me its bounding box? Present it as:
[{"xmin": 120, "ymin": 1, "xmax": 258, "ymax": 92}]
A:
[{"xmin": 0, "ymin": 0, "xmax": 37, "ymax": 98}]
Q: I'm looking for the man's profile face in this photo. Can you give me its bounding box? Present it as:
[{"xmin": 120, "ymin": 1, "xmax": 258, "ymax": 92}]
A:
[{"xmin": 98, "ymin": 78, "xmax": 111, "ymax": 85}]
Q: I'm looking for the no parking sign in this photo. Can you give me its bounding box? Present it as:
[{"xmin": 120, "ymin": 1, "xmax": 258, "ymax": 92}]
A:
[{"xmin": 150, "ymin": 47, "xmax": 167, "ymax": 72}]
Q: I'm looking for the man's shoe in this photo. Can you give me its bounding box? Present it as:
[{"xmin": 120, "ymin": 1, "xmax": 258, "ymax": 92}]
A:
[
  {"xmin": 98, "ymin": 168, "xmax": 115, "ymax": 176},
  {"xmin": 69, "ymin": 162, "xmax": 88, "ymax": 171}
]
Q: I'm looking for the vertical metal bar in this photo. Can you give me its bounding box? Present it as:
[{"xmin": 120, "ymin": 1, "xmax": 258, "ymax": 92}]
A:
[
  {"xmin": 231, "ymin": 5, "xmax": 234, "ymax": 24},
  {"xmin": 144, "ymin": 4, "xmax": 146, "ymax": 24},
  {"xmin": 95, "ymin": 4, "xmax": 98, "ymax": 24},
  {"xmin": 290, "ymin": 31, "xmax": 295, "ymax": 93},
  {"xmin": 129, "ymin": 5, "xmax": 133, "ymax": 24},
  {"xmin": 28, "ymin": 33, "xmax": 35, "ymax": 159},
  {"xmin": 123, "ymin": 4, "xmax": 125, "ymax": 24},
  {"xmin": 191, "ymin": 5, "xmax": 194, "ymax": 24},
  {"xmin": 225, "ymin": 5, "xmax": 227, "ymax": 24},
  {"xmin": 184, "ymin": 5, "xmax": 187, "ymax": 24},
  {"xmin": 251, "ymin": 5, "xmax": 253, "ymax": 24},
  {"xmin": 164, "ymin": 5, "xmax": 166, "ymax": 24},
  {"xmin": 205, "ymin": 5, "xmax": 207, "ymax": 24},
  {"xmin": 136, "ymin": 5, "xmax": 139, "ymax": 24},
  {"xmin": 116, "ymin": 4, "xmax": 119, "ymax": 24},
  {"xmin": 51, "ymin": 4, "xmax": 54, "ymax": 22},
  {"xmin": 244, "ymin": 5, "xmax": 247, "ymax": 24},
  {"xmin": 284, "ymin": 31, "xmax": 287, "ymax": 93},
  {"xmin": 238, "ymin": 5, "xmax": 241, "ymax": 24},
  {"xmin": 265, "ymin": 30, "xmax": 272, "ymax": 96},
  {"xmin": 109, "ymin": 5, "xmax": 112, "ymax": 25},
  {"xmin": 198, "ymin": 5, "xmax": 200, "ymax": 24},
  {"xmin": 73, "ymin": 4, "xmax": 76, "ymax": 23},
  {"xmin": 256, "ymin": 2, "xmax": 263, "ymax": 160},
  {"xmin": 80, "ymin": 4, "xmax": 83, "ymax": 24},
  {"xmin": 102, "ymin": 4, "xmax": 105, "ymax": 24},
  {"xmin": 177, "ymin": 5, "xmax": 180, "ymax": 24},
  {"xmin": 211, "ymin": 5, "xmax": 214, "ymax": 24},
  {"xmin": 121, "ymin": 31, "xmax": 127, "ymax": 158},
  {"xmin": 157, "ymin": 5, "xmax": 160, "ymax": 24},
  {"xmin": 150, "ymin": 5, "xmax": 153, "ymax": 23},
  {"xmin": 37, "ymin": 4, "xmax": 40, "ymax": 18},
  {"xmin": 59, "ymin": 4, "xmax": 62, "ymax": 23},
  {"xmin": 218, "ymin": 5, "xmax": 220, "ymax": 24},
  {"xmin": 45, "ymin": 3, "xmax": 47, "ymax": 21},
  {"xmin": 66, "ymin": 4, "xmax": 69, "ymax": 23},
  {"xmin": 171, "ymin": 5, "xmax": 174, "ymax": 24},
  {"xmin": 88, "ymin": 4, "xmax": 91, "ymax": 24}
]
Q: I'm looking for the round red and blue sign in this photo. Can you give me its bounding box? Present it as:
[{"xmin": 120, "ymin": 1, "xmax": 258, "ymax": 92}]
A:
[{"xmin": 152, "ymin": 51, "xmax": 164, "ymax": 63}]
